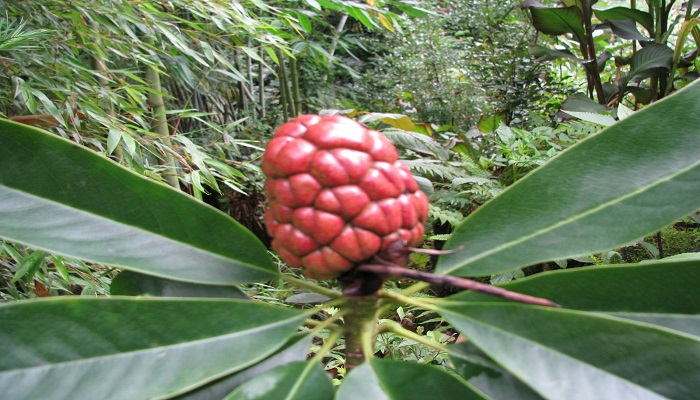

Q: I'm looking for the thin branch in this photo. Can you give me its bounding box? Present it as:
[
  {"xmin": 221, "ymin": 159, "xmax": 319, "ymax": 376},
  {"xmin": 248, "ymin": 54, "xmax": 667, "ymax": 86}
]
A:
[
  {"xmin": 357, "ymin": 264, "xmax": 560, "ymax": 308},
  {"xmin": 280, "ymin": 274, "xmax": 342, "ymax": 299},
  {"xmin": 377, "ymin": 320, "xmax": 449, "ymax": 353},
  {"xmin": 399, "ymin": 281, "xmax": 430, "ymax": 297},
  {"xmin": 310, "ymin": 330, "xmax": 342, "ymax": 364},
  {"xmin": 306, "ymin": 308, "xmax": 348, "ymax": 338},
  {"xmin": 380, "ymin": 289, "xmax": 438, "ymax": 311}
]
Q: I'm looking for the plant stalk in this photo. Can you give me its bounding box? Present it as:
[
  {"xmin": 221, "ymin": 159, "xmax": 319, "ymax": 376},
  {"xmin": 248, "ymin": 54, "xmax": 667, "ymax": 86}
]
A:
[
  {"xmin": 144, "ymin": 36, "xmax": 179, "ymax": 189},
  {"xmin": 276, "ymin": 48, "xmax": 292, "ymax": 119},
  {"xmin": 357, "ymin": 264, "xmax": 559, "ymax": 308},
  {"xmin": 343, "ymin": 295, "xmax": 380, "ymax": 370},
  {"xmin": 89, "ymin": 20, "xmax": 124, "ymax": 164},
  {"xmin": 258, "ymin": 47, "xmax": 266, "ymax": 119},
  {"xmin": 290, "ymin": 57, "xmax": 301, "ymax": 116}
]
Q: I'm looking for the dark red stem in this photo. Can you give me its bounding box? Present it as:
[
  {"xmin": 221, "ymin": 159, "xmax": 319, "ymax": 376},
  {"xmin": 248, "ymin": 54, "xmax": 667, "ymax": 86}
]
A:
[{"xmin": 356, "ymin": 264, "xmax": 559, "ymax": 308}]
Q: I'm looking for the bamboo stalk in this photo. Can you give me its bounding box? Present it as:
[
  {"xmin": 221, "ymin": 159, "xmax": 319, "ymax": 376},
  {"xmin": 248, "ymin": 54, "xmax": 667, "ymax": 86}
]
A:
[
  {"xmin": 276, "ymin": 48, "xmax": 292, "ymax": 120},
  {"xmin": 89, "ymin": 21, "xmax": 124, "ymax": 164},
  {"xmin": 290, "ymin": 57, "xmax": 301, "ymax": 116},
  {"xmin": 234, "ymin": 50, "xmax": 248, "ymax": 112},
  {"xmin": 258, "ymin": 47, "xmax": 266, "ymax": 119},
  {"xmin": 144, "ymin": 36, "xmax": 180, "ymax": 189},
  {"xmin": 246, "ymin": 38, "xmax": 255, "ymax": 119}
]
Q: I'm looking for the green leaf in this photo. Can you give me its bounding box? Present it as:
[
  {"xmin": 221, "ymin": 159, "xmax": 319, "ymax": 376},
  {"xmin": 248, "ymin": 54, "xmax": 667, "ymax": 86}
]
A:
[
  {"xmin": 438, "ymin": 302, "xmax": 700, "ymax": 400},
  {"xmin": 224, "ymin": 361, "xmax": 333, "ymax": 400},
  {"xmin": 382, "ymin": 128, "xmax": 450, "ymax": 159},
  {"xmin": 285, "ymin": 292, "xmax": 332, "ymax": 304},
  {"xmin": 454, "ymin": 260, "xmax": 700, "ymax": 336},
  {"xmin": 336, "ymin": 359, "xmax": 488, "ymax": 400},
  {"xmin": 560, "ymin": 92, "xmax": 608, "ymax": 112},
  {"xmin": 0, "ymin": 119, "xmax": 276, "ymax": 284},
  {"xmin": 110, "ymin": 270, "xmax": 248, "ymax": 299},
  {"xmin": 596, "ymin": 19, "xmax": 651, "ymax": 41},
  {"xmin": 622, "ymin": 43, "xmax": 674, "ymax": 86},
  {"xmin": 594, "ymin": 7, "xmax": 654, "ymax": 33},
  {"xmin": 530, "ymin": 45, "xmax": 582, "ymax": 63},
  {"xmin": 449, "ymin": 343, "xmax": 545, "ymax": 400},
  {"xmin": 174, "ymin": 336, "xmax": 312, "ymax": 400},
  {"xmin": 524, "ymin": 1, "xmax": 586, "ymax": 43},
  {"xmin": 477, "ymin": 113, "xmax": 505, "ymax": 134},
  {"xmin": 51, "ymin": 255, "xmax": 71, "ymax": 282},
  {"xmin": 0, "ymin": 297, "xmax": 306, "ymax": 400},
  {"xmin": 437, "ymin": 79, "xmax": 700, "ymax": 277},
  {"xmin": 11, "ymin": 250, "xmax": 45, "ymax": 283},
  {"xmin": 561, "ymin": 110, "xmax": 616, "ymax": 126}
]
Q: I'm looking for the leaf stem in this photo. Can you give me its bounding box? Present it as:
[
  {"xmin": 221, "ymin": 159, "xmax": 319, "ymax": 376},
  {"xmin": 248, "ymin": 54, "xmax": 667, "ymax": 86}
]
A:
[
  {"xmin": 399, "ymin": 281, "xmax": 430, "ymax": 297},
  {"xmin": 281, "ymin": 275, "xmax": 342, "ymax": 299},
  {"xmin": 358, "ymin": 264, "xmax": 559, "ymax": 308},
  {"xmin": 377, "ymin": 320, "xmax": 449, "ymax": 354},
  {"xmin": 380, "ymin": 289, "xmax": 438, "ymax": 312},
  {"xmin": 306, "ymin": 308, "xmax": 348, "ymax": 338},
  {"xmin": 310, "ymin": 330, "xmax": 342, "ymax": 364},
  {"xmin": 343, "ymin": 295, "xmax": 380, "ymax": 370}
]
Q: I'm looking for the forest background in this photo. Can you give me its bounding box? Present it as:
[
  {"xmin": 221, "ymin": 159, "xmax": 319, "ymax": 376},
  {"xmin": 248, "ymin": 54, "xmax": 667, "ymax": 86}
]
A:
[{"xmin": 1, "ymin": 0, "xmax": 700, "ymax": 398}]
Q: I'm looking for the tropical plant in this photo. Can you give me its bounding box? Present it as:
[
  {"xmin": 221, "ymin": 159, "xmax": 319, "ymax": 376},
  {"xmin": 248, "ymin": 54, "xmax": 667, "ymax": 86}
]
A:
[
  {"xmin": 2, "ymin": 77, "xmax": 700, "ymax": 398},
  {"xmin": 524, "ymin": 0, "xmax": 700, "ymax": 110}
]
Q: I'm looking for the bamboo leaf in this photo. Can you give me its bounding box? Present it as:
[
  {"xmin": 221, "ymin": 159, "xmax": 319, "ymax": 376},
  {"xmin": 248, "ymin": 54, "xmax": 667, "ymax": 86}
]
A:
[
  {"xmin": 0, "ymin": 119, "xmax": 276, "ymax": 284},
  {"xmin": 437, "ymin": 79, "xmax": 700, "ymax": 277}
]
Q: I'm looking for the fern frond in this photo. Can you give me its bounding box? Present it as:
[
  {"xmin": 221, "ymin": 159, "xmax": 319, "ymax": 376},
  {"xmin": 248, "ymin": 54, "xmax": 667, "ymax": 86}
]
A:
[
  {"xmin": 383, "ymin": 128, "xmax": 450, "ymax": 159},
  {"xmin": 429, "ymin": 205, "xmax": 464, "ymax": 227},
  {"xmin": 404, "ymin": 160, "xmax": 458, "ymax": 180}
]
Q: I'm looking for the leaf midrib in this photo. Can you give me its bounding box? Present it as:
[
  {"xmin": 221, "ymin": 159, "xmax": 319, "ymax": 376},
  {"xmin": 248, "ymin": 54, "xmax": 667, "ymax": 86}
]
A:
[{"xmin": 443, "ymin": 156, "xmax": 700, "ymax": 275}]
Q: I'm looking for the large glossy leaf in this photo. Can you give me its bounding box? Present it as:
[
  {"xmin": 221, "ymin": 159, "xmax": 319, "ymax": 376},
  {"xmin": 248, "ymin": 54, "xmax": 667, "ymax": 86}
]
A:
[
  {"xmin": 224, "ymin": 361, "xmax": 333, "ymax": 400},
  {"xmin": 560, "ymin": 92, "xmax": 608, "ymax": 112},
  {"xmin": 437, "ymin": 302, "xmax": 700, "ymax": 400},
  {"xmin": 596, "ymin": 19, "xmax": 650, "ymax": 41},
  {"xmin": 523, "ymin": 0, "xmax": 586, "ymax": 43},
  {"xmin": 453, "ymin": 259, "xmax": 700, "ymax": 336},
  {"xmin": 174, "ymin": 336, "xmax": 312, "ymax": 400},
  {"xmin": 530, "ymin": 45, "xmax": 582, "ymax": 63},
  {"xmin": 449, "ymin": 343, "xmax": 545, "ymax": 400},
  {"xmin": 0, "ymin": 119, "xmax": 276, "ymax": 284},
  {"xmin": 0, "ymin": 297, "xmax": 306, "ymax": 400},
  {"xmin": 622, "ymin": 43, "xmax": 674, "ymax": 85},
  {"xmin": 594, "ymin": 7, "xmax": 654, "ymax": 33},
  {"xmin": 438, "ymin": 79, "xmax": 700, "ymax": 277},
  {"xmin": 336, "ymin": 359, "xmax": 487, "ymax": 400}
]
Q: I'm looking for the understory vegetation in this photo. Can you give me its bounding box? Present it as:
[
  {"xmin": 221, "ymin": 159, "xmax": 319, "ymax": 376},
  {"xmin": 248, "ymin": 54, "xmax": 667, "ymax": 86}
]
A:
[{"xmin": 1, "ymin": 0, "xmax": 699, "ymax": 399}]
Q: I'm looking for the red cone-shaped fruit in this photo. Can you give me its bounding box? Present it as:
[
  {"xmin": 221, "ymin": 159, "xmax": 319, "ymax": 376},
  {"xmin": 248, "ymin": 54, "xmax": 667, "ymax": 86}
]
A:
[{"xmin": 262, "ymin": 115, "xmax": 429, "ymax": 279}]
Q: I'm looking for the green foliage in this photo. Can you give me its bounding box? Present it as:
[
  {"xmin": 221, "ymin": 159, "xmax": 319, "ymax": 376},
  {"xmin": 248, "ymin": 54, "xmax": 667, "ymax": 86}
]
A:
[
  {"xmin": 0, "ymin": 0, "xmax": 426, "ymax": 294},
  {"xmin": 524, "ymin": 0, "xmax": 700, "ymax": 111},
  {"xmin": 353, "ymin": 0, "xmax": 565, "ymax": 130},
  {"xmin": 2, "ymin": 77, "xmax": 700, "ymax": 398},
  {"xmin": 622, "ymin": 222, "xmax": 700, "ymax": 263}
]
